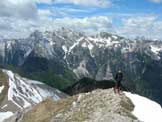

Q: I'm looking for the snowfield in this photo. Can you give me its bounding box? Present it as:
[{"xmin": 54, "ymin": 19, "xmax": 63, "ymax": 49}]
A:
[
  {"xmin": 0, "ymin": 85, "xmax": 4, "ymax": 94},
  {"xmin": 125, "ymin": 92, "xmax": 162, "ymax": 122},
  {"xmin": 0, "ymin": 112, "xmax": 13, "ymax": 122}
]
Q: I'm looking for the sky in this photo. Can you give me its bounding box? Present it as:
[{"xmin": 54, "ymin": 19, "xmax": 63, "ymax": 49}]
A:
[{"xmin": 0, "ymin": 0, "xmax": 162, "ymax": 39}]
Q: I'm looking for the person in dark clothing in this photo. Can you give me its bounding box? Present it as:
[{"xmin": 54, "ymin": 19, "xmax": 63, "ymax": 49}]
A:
[{"xmin": 114, "ymin": 70, "xmax": 123, "ymax": 94}]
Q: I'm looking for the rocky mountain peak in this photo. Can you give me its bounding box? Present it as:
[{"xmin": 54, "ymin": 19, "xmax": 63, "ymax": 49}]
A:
[{"xmin": 29, "ymin": 30, "xmax": 44, "ymax": 41}]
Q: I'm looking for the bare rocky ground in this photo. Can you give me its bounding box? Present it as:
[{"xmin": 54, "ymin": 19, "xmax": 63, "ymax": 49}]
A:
[{"xmin": 4, "ymin": 88, "xmax": 141, "ymax": 122}]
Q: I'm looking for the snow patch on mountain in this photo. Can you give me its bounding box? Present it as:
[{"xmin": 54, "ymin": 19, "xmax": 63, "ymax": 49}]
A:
[
  {"xmin": 87, "ymin": 41, "xmax": 94, "ymax": 50},
  {"xmin": 73, "ymin": 60, "xmax": 90, "ymax": 78},
  {"xmin": 23, "ymin": 48, "xmax": 33, "ymax": 58},
  {"xmin": 125, "ymin": 92, "xmax": 162, "ymax": 122},
  {"xmin": 68, "ymin": 37, "xmax": 84, "ymax": 53},
  {"xmin": 0, "ymin": 85, "xmax": 4, "ymax": 94},
  {"xmin": 62, "ymin": 45, "xmax": 68, "ymax": 59},
  {"xmin": 81, "ymin": 40, "xmax": 94, "ymax": 57},
  {"xmin": 1, "ymin": 104, "xmax": 8, "ymax": 109},
  {"xmin": 150, "ymin": 45, "xmax": 162, "ymax": 55},
  {"xmin": 88, "ymin": 37, "xmax": 121, "ymax": 48},
  {"xmin": 112, "ymin": 35, "xmax": 118, "ymax": 40},
  {"xmin": 0, "ymin": 112, "xmax": 13, "ymax": 122}
]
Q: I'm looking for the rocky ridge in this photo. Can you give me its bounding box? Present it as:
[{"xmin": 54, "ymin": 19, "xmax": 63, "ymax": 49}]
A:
[{"xmin": 5, "ymin": 89, "xmax": 140, "ymax": 122}]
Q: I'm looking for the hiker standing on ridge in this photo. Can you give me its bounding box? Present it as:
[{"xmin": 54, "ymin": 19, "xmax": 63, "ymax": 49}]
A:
[{"xmin": 114, "ymin": 70, "xmax": 123, "ymax": 94}]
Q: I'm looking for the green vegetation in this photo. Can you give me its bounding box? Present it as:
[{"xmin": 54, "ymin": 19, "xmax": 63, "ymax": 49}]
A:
[
  {"xmin": 0, "ymin": 63, "xmax": 77, "ymax": 90},
  {"xmin": 23, "ymin": 69, "xmax": 75, "ymax": 90}
]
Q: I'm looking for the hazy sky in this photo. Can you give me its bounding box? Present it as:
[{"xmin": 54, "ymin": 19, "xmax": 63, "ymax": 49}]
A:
[{"xmin": 0, "ymin": 0, "xmax": 162, "ymax": 39}]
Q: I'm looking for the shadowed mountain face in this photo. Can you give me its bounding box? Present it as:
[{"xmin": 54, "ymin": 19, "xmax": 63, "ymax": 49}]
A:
[{"xmin": 0, "ymin": 28, "xmax": 162, "ymax": 105}]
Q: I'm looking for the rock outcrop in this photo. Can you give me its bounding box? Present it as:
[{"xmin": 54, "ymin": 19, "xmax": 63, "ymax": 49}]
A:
[{"xmin": 6, "ymin": 89, "xmax": 140, "ymax": 122}]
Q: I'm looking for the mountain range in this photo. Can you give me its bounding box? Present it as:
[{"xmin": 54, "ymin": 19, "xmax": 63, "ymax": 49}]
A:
[{"xmin": 0, "ymin": 27, "xmax": 162, "ymax": 106}]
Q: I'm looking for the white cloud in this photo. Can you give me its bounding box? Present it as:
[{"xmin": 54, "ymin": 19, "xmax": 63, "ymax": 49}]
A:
[
  {"xmin": 36, "ymin": 0, "xmax": 54, "ymax": 4},
  {"xmin": 0, "ymin": 0, "xmax": 38, "ymax": 20},
  {"xmin": 0, "ymin": 17, "xmax": 37, "ymax": 38},
  {"xmin": 149, "ymin": 0, "xmax": 162, "ymax": 3},
  {"xmin": 38, "ymin": 16, "xmax": 113, "ymax": 35},
  {"xmin": 1, "ymin": 12, "xmax": 162, "ymax": 39},
  {"xmin": 117, "ymin": 16, "xmax": 162, "ymax": 39},
  {"xmin": 0, "ymin": 15, "xmax": 113, "ymax": 38},
  {"xmin": 54, "ymin": 0, "xmax": 111, "ymax": 7},
  {"xmin": 0, "ymin": 0, "xmax": 162, "ymax": 39},
  {"xmin": 0, "ymin": 0, "xmax": 40, "ymax": 38},
  {"xmin": 38, "ymin": 9, "xmax": 53, "ymax": 17},
  {"xmin": 123, "ymin": 16, "xmax": 156, "ymax": 28}
]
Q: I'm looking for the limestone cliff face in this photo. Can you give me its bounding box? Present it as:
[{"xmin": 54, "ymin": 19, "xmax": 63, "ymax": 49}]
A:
[{"xmin": 5, "ymin": 89, "xmax": 140, "ymax": 122}]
